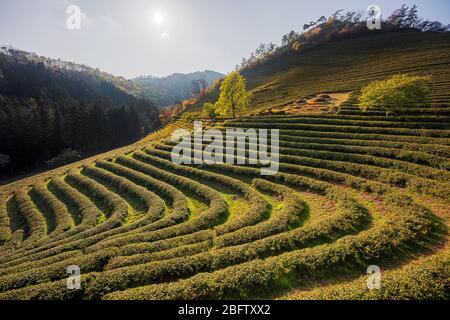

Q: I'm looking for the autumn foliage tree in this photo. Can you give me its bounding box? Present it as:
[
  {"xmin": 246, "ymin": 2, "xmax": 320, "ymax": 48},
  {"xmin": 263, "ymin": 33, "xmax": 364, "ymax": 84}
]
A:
[
  {"xmin": 160, "ymin": 108, "xmax": 173, "ymax": 123},
  {"xmin": 215, "ymin": 72, "xmax": 252, "ymax": 118}
]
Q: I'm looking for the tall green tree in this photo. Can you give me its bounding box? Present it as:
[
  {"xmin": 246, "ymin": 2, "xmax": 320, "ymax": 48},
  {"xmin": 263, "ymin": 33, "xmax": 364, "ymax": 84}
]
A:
[{"xmin": 215, "ymin": 71, "xmax": 252, "ymax": 118}]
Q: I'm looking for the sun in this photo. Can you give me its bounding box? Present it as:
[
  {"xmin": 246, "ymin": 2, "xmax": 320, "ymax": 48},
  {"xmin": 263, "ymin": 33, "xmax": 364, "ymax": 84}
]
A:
[{"xmin": 153, "ymin": 12, "xmax": 164, "ymax": 26}]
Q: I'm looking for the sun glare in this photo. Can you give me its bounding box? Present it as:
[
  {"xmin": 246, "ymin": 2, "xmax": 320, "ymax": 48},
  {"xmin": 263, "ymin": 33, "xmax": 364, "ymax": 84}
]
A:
[{"xmin": 153, "ymin": 12, "xmax": 164, "ymax": 26}]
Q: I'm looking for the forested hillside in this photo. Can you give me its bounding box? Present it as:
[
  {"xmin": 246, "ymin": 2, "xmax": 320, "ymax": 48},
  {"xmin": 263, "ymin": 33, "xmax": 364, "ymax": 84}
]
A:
[
  {"xmin": 196, "ymin": 5, "xmax": 450, "ymax": 110},
  {"xmin": 135, "ymin": 71, "xmax": 224, "ymax": 107},
  {"xmin": 0, "ymin": 47, "xmax": 161, "ymax": 178}
]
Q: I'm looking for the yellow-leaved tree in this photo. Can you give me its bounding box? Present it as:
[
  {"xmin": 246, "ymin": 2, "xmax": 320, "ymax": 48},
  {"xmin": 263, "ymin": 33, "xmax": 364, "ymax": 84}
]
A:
[
  {"xmin": 215, "ymin": 71, "xmax": 252, "ymax": 118},
  {"xmin": 359, "ymin": 74, "xmax": 431, "ymax": 116}
]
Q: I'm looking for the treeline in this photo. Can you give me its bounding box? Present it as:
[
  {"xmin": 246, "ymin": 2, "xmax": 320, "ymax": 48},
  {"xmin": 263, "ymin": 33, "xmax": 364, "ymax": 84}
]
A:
[
  {"xmin": 134, "ymin": 70, "xmax": 224, "ymax": 107},
  {"xmin": 0, "ymin": 48, "xmax": 161, "ymax": 179},
  {"xmin": 0, "ymin": 51, "xmax": 158, "ymax": 113},
  {"xmin": 239, "ymin": 4, "xmax": 450, "ymax": 70},
  {"xmin": 0, "ymin": 46, "xmax": 146, "ymax": 101},
  {"xmin": 0, "ymin": 96, "xmax": 145, "ymax": 178}
]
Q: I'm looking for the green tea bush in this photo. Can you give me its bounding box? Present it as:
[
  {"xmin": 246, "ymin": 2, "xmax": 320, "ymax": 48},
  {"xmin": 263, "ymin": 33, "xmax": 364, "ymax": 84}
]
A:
[{"xmin": 359, "ymin": 74, "xmax": 431, "ymax": 116}]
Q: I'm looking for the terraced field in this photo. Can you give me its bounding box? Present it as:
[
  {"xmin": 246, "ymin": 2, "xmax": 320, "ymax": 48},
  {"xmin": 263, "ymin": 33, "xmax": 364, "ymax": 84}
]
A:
[{"xmin": 0, "ymin": 32, "xmax": 449, "ymax": 300}]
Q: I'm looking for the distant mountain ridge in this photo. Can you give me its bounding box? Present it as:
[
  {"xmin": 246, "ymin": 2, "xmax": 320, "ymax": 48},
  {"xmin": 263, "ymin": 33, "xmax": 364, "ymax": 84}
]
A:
[{"xmin": 134, "ymin": 70, "xmax": 224, "ymax": 107}]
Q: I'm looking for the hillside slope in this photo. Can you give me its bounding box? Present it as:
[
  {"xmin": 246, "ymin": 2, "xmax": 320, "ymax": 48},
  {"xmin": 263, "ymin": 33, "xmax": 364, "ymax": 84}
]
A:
[
  {"xmin": 0, "ymin": 47, "xmax": 161, "ymax": 177},
  {"xmin": 0, "ymin": 32, "xmax": 448, "ymax": 300},
  {"xmin": 135, "ymin": 71, "xmax": 224, "ymax": 107},
  {"xmin": 242, "ymin": 31, "xmax": 450, "ymax": 110},
  {"xmin": 0, "ymin": 47, "xmax": 155, "ymax": 111}
]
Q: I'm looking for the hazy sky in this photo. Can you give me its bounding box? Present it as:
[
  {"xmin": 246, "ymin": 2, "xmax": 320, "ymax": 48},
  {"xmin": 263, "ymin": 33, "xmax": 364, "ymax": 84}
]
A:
[{"xmin": 1, "ymin": 0, "xmax": 449, "ymax": 78}]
